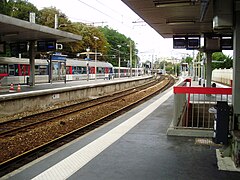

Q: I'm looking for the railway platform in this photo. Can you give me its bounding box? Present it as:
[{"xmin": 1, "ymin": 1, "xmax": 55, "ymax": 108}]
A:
[
  {"xmin": 0, "ymin": 76, "xmax": 144, "ymax": 95},
  {"xmin": 2, "ymin": 78, "xmax": 240, "ymax": 180},
  {"xmin": 0, "ymin": 75, "xmax": 153, "ymax": 118}
]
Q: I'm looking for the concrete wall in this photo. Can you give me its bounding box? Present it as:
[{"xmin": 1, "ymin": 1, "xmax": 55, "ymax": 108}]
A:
[
  {"xmin": 0, "ymin": 77, "xmax": 152, "ymax": 118},
  {"xmin": 212, "ymin": 68, "xmax": 233, "ymax": 86}
]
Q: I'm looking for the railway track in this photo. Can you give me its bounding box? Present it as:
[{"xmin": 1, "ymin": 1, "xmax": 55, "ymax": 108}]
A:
[
  {"xmin": 0, "ymin": 75, "xmax": 175, "ymax": 177},
  {"xmin": 0, "ymin": 77, "xmax": 162, "ymax": 137}
]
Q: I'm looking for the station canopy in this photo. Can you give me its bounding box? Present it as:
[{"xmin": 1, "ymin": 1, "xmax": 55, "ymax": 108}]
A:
[
  {"xmin": 0, "ymin": 14, "xmax": 82, "ymax": 42},
  {"xmin": 122, "ymin": 0, "xmax": 214, "ymax": 38}
]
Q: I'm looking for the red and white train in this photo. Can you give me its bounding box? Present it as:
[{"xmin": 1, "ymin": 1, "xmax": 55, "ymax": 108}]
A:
[{"xmin": 0, "ymin": 57, "xmax": 144, "ymax": 85}]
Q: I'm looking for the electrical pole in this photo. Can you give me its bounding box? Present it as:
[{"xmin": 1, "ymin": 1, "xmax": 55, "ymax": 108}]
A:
[{"xmin": 130, "ymin": 40, "xmax": 132, "ymax": 77}]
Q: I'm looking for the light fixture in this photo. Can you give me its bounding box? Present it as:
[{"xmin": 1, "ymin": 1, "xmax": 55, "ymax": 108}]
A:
[
  {"xmin": 3, "ymin": 32, "xmax": 19, "ymax": 37},
  {"xmin": 58, "ymin": 24, "xmax": 67, "ymax": 28},
  {"xmin": 156, "ymin": 2, "xmax": 189, "ymax": 7},
  {"xmin": 93, "ymin": 36, "xmax": 99, "ymax": 40},
  {"xmin": 86, "ymin": 47, "xmax": 90, "ymax": 60},
  {"xmin": 154, "ymin": 0, "xmax": 198, "ymax": 8},
  {"xmin": 166, "ymin": 20, "xmax": 195, "ymax": 25}
]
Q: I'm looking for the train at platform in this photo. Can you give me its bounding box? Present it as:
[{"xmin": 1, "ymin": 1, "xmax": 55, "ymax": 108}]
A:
[{"xmin": 0, "ymin": 57, "xmax": 144, "ymax": 85}]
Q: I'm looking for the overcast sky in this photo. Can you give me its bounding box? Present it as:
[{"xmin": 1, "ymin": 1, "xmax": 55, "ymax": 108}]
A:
[{"xmin": 28, "ymin": 0, "xmax": 232, "ymax": 60}]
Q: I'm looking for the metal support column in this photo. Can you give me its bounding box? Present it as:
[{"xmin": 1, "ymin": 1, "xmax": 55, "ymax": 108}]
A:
[
  {"xmin": 117, "ymin": 45, "xmax": 121, "ymax": 78},
  {"xmin": 29, "ymin": 41, "xmax": 36, "ymax": 86},
  {"xmin": 197, "ymin": 54, "xmax": 201, "ymax": 80},
  {"xmin": 233, "ymin": 1, "xmax": 240, "ymax": 129},
  {"xmin": 192, "ymin": 50, "xmax": 195, "ymax": 80},
  {"xmin": 206, "ymin": 52, "xmax": 212, "ymax": 87},
  {"xmin": 118, "ymin": 52, "xmax": 121, "ymax": 78},
  {"xmin": 201, "ymin": 62, "xmax": 204, "ymax": 86},
  {"xmin": 130, "ymin": 40, "xmax": 132, "ymax": 77}
]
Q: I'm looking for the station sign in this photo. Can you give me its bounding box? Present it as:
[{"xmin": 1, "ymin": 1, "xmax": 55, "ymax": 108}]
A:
[
  {"xmin": 220, "ymin": 35, "xmax": 233, "ymax": 50},
  {"xmin": 173, "ymin": 35, "xmax": 186, "ymax": 49},
  {"xmin": 10, "ymin": 42, "xmax": 28, "ymax": 56},
  {"xmin": 186, "ymin": 35, "xmax": 200, "ymax": 50},
  {"xmin": 51, "ymin": 53, "xmax": 67, "ymax": 61},
  {"xmin": 37, "ymin": 40, "xmax": 56, "ymax": 52},
  {"xmin": 173, "ymin": 35, "xmax": 200, "ymax": 50},
  {"xmin": 173, "ymin": 33, "xmax": 233, "ymax": 51}
]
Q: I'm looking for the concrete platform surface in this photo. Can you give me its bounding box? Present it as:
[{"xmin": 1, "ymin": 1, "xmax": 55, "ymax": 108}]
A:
[{"xmin": 0, "ymin": 76, "xmax": 149, "ymax": 96}]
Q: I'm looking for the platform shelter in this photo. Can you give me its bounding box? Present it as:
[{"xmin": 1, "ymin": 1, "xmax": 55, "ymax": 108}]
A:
[{"xmin": 0, "ymin": 14, "xmax": 82, "ymax": 86}]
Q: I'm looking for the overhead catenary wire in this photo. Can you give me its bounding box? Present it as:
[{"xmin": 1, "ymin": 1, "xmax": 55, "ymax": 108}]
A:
[
  {"xmin": 67, "ymin": 16, "xmax": 94, "ymax": 24},
  {"xmin": 93, "ymin": 0, "xmax": 146, "ymax": 39},
  {"xmin": 76, "ymin": 0, "xmax": 133, "ymax": 29},
  {"xmin": 95, "ymin": 0, "xmax": 124, "ymax": 19},
  {"xmin": 76, "ymin": 0, "xmax": 121, "ymax": 24}
]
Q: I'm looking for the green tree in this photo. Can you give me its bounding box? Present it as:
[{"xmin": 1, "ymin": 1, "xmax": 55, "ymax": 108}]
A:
[
  {"xmin": 212, "ymin": 52, "xmax": 232, "ymax": 70},
  {"xmin": 159, "ymin": 60, "xmax": 167, "ymax": 69},
  {"xmin": 59, "ymin": 22, "xmax": 108, "ymax": 58},
  {"xmin": 0, "ymin": 0, "xmax": 39, "ymax": 21},
  {"xmin": 223, "ymin": 55, "xmax": 233, "ymax": 69},
  {"xmin": 38, "ymin": 7, "xmax": 108, "ymax": 57},
  {"xmin": 39, "ymin": 11, "xmax": 138, "ymax": 63},
  {"xmin": 182, "ymin": 56, "xmax": 193, "ymax": 64},
  {"xmin": 0, "ymin": 0, "xmax": 13, "ymax": 15},
  {"xmin": 13, "ymin": 0, "xmax": 38, "ymax": 21},
  {"xmin": 39, "ymin": 7, "xmax": 69, "ymax": 28},
  {"xmin": 99, "ymin": 26, "xmax": 137, "ymax": 67},
  {"xmin": 165, "ymin": 62, "xmax": 174, "ymax": 74}
]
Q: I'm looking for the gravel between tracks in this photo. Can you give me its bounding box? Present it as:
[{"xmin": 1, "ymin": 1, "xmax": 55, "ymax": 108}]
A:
[{"xmin": 0, "ymin": 79, "xmax": 169, "ymax": 163}]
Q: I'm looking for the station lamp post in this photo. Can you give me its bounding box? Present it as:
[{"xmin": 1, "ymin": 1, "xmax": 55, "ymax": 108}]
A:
[
  {"xmin": 135, "ymin": 52, "xmax": 139, "ymax": 76},
  {"xmin": 94, "ymin": 36, "xmax": 99, "ymax": 80},
  {"xmin": 117, "ymin": 45, "xmax": 121, "ymax": 78},
  {"xmin": 86, "ymin": 47, "xmax": 90, "ymax": 81},
  {"xmin": 86, "ymin": 47, "xmax": 90, "ymax": 59}
]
